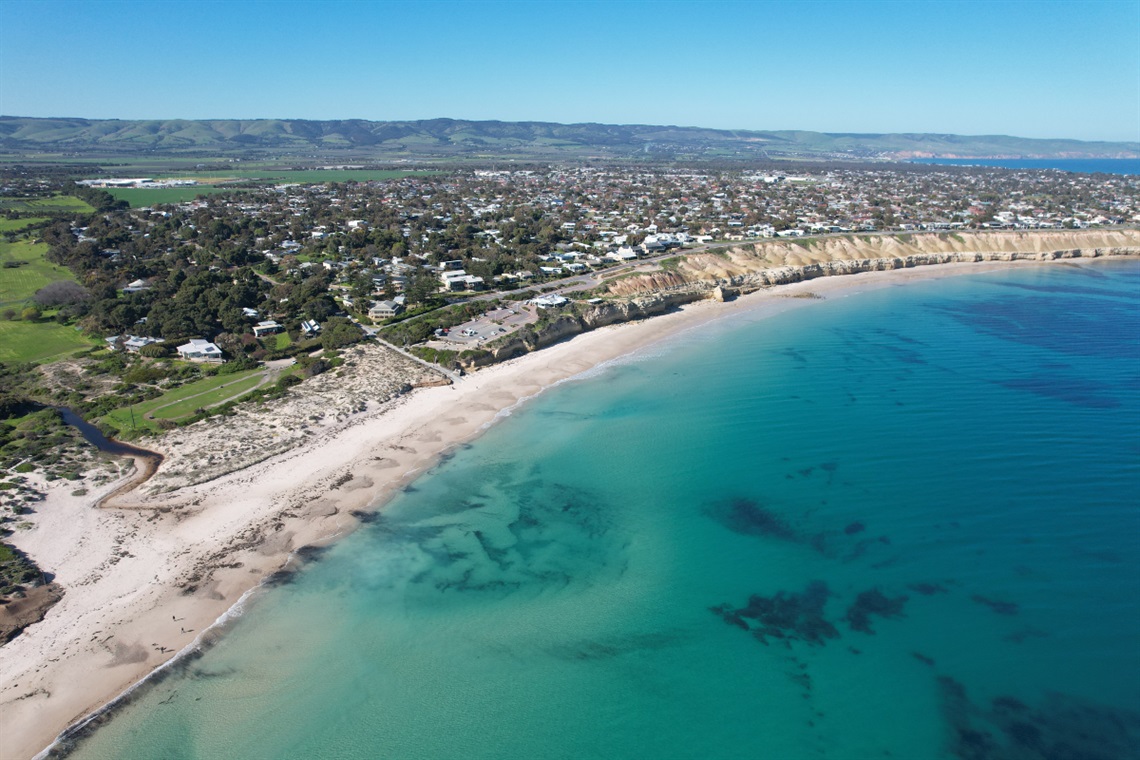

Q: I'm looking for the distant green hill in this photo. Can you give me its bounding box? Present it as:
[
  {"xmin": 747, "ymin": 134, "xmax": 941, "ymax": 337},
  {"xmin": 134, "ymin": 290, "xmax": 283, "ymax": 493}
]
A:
[{"xmin": 1, "ymin": 117, "xmax": 1135, "ymax": 161}]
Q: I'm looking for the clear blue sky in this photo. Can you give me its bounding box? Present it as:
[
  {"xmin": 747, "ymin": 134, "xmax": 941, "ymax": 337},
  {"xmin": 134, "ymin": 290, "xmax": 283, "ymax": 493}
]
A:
[{"xmin": 1, "ymin": 0, "xmax": 1138, "ymax": 142}]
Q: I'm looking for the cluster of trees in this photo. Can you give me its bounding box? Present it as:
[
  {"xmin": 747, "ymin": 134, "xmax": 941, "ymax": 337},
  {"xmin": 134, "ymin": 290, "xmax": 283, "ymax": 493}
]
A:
[{"xmin": 62, "ymin": 182, "xmax": 128, "ymax": 212}]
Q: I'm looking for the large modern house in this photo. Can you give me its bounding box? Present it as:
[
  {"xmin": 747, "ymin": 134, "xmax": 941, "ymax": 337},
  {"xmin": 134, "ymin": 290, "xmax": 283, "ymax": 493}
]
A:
[{"xmin": 176, "ymin": 339, "xmax": 224, "ymax": 362}]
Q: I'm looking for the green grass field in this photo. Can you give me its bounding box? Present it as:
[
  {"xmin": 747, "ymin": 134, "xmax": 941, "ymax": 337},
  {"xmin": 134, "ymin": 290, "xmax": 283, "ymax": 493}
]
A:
[
  {"xmin": 0, "ymin": 196, "xmax": 94, "ymax": 214},
  {"xmin": 0, "ymin": 238, "xmax": 79, "ymax": 305},
  {"xmin": 223, "ymin": 169, "xmax": 425, "ymax": 183},
  {"xmin": 106, "ymin": 186, "xmax": 240, "ymax": 208},
  {"xmin": 0, "ymin": 319, "xmax": 100, "ymax": 363},
  {"xmin": 101, "ymin": 369, "xmax": 264, "ymax": 434},
  {"xmin": 0, "ymin": 217, "xmax": 47, "ymax": 233},
  {"xmin": 148, "ymin": 169, "xmax": 430, "ymax": 184},
  {"xmin": 274, "ymin": 332, "xmax": 292, "ymax": 350}
]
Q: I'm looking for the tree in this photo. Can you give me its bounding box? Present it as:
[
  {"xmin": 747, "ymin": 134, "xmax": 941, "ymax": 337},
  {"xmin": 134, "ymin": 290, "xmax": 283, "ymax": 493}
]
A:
[
  {"xmin": 33, "ymin": 280, "xmax": 91, "ymax": 307},
  {"xmin": 21, "ymin": 306, "xmax": 42, "ymax": 322},
  {"xmin": 404, "ymin": 267, "xmax": 438, "ymax": 305},
  {"xmin": 320, "ymin": 318, "xmax": 363, "ymax": 350}
]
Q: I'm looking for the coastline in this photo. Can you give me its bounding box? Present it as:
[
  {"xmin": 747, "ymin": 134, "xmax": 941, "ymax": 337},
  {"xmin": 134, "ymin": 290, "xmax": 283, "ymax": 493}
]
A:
[{"xmin": 1, "ymin": 255, "xmax": 1136, "ymax": 760}]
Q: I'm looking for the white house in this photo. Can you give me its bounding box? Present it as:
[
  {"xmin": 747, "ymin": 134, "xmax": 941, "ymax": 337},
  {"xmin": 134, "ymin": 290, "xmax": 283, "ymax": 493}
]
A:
[
  {"xmin": 529, "ymin": 294, "xmax": 569, "ymax": 309},
  {"xmin": 123, "ymin": 335, "xmax": 163, "ymax": 353},
  {"xmin": 369, "ymin": 301, "xmax": 404, "ymax": 320},
  {"xmin": 253, "ymin": 320, "xmax": 283, "ymax": 338},
  {"xmin": 123, "ymin": 279, "xmax": 151, "ymax": 293},
  {"xmin": 177, "ymin": 339, "xmax": 224, "ymax": 362}
]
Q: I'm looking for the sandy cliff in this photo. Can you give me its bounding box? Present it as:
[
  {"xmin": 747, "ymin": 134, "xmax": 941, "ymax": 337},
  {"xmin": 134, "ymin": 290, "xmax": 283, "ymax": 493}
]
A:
[
  {"xmin": 608, "ymin": 229, "xmax": 1140, "ymax": 297},
  {"xmin": 466, "ymin": 230, "xmax": 1140, "ymax": 370}
]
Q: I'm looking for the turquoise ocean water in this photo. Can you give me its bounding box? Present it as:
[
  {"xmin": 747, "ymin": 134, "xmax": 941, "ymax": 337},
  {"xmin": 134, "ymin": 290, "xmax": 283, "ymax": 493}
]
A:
[
  {"xmin": 910, "ymin": 158, "xmax": 1140, "ymax": 175},
  {"xmin": 65, "ymin": 263, "xmax": 1140, "ymax": 760}
]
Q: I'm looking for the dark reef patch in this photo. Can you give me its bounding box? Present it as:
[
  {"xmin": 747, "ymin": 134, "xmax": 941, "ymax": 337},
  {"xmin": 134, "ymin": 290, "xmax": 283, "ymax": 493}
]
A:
[
  {"xmin": 293, "ymin": 545, "xmax": 329, "ymax": 562},
  {"xmin": 938, "ymin": 676, "xmax": 1140, "ymax": 760},
  {"xmin": 1004, "ymin": 627, "xmax": 1049, "ymax": 644},
  {"xmin": 357, "ymin": 477, "xmax": 621, "ymax": 597},
  {"xmin": 704, "ymin": 495, "xmax": 892, "ymax": 566},
  {"xmin": 999, "ymin": 377, "xmax": 1121, "ymax": 409},
  {"xmin": 349, "ymin": 509, "xmax": 381, "ymax": 524},
  {"xmin": 908, "ymin": 582, "xmax": 949, "ymax": 596},
  {"xmin": 971, "ymin": 594, "xmax": 1020, "ymax": 616},
  {"xmin": 711, "ymin": 581, "xmax": 839, "ymax": 646},
  {"xmin": 912, "ymin": 651, "xmax": 936, "ymax": 667},
  {"xmin": 546, "ymin": 631, "xmax": 682, "ymax": 663},
  {"xmin": 261, "ymin": 569, "xmax": 297, "ymax": 587},
  {"xmin": 704, "ymin": 497, "xmax": 798, "ymax": 542},
  {"xmin": 845, "ymin": 588, "xmax": 908, "ymax": 633}
]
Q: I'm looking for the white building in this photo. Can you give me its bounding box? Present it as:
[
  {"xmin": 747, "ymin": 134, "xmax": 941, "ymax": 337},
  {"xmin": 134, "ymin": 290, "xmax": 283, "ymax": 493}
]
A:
[{"xmin": 177, "ymin": 339, "xmax": 224, "ymax": 362}]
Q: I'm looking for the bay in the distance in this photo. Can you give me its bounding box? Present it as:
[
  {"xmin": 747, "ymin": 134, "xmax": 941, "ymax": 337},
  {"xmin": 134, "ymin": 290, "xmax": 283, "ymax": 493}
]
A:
[
  {"xmin": 64, "ymin": 262, "xmax": 1140, "ymax": 760},
  {"xmin": 910, "ymin": 157, "xmax": 1140, "ymax": 175}
]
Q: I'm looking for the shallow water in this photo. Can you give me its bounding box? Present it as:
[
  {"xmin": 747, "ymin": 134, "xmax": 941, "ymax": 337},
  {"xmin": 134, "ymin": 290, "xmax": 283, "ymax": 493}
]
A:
[{"xmin": 65, "ymin": 262, "xmax": 1140, "ymax": 760}]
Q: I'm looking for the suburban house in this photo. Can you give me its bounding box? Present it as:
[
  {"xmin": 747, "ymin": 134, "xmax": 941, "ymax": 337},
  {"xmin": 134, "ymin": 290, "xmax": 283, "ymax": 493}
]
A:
[
  {"xmin": 123, "ymin": 335, "xmax": 163, "ymax": 353},
  {"xmin": 440, "ymin": 270, "xmax": 485, "ymax": 292},
  {"xmin": 122, "ymin": 278, "xmax": 151, "ymax": 293},
  {"xmin": 529, "ymin": 294, "xmax": 569, "ymax": 309},
  {"xmin": 301, "ymin": 320, "xmax": 321, "ymax": 336},
  {"xmin": 176, "ymin": 339, "xmax": 224, "ymax": 362},
  {"xmin": 252, "ymin": 320, "xmax": 283, "ymax": 338},
  {"xmin": 369, "ymin": 301, "xmax": 404, "ymax": 320}
]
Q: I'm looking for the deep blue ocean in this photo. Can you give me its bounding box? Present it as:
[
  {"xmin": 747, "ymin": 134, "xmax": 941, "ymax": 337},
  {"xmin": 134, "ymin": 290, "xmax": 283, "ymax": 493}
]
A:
[
  {"xmin": 65, "ymin": 262, "xmax": 1140, "ymax": 760},
  {"xmin": 910, "ymin": 158, "xmax": 1140, "ymax": 175}
]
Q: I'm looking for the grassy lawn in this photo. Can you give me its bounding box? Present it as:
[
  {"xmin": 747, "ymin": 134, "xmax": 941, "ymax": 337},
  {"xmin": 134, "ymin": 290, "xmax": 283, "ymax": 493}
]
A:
[
  {"xmin": 0, "ymin": 196, "xmax": 94, "ymax": 214},
  {"xmin": 106, "ymin": 186, "xmax": 240, "ymax": 208},
  {"xmin": 0, "ymin": 238, "xmax": 79, "ymax": 305},
  {"xmin": 151, "ymin": 373, "xmax": 264, "ymax": 419},
  {"xmin": 274, "ymin": 332, "xmax": 292, "ymax": 350},
  {"xmin": 101, "ymin": 369, "xmax": 263, "ymax": 434},
  {"xmin": 0, "ymin": 319, "xmax": 100, "ymax": 363},
  {"xmin": 0, "ymin": 217, "xmax": 47, "ymax": 233}
]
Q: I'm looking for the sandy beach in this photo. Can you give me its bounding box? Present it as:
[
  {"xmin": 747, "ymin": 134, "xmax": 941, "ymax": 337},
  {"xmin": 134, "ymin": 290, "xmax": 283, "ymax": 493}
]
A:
[{"xmin": 0, "ymin": 256, "xmax": 1132, "ymax": 760}]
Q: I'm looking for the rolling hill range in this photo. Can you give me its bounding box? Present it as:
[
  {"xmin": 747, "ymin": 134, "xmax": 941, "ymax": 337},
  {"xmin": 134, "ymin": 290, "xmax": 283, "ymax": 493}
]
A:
[{"xmin": 1, "ymin": 116, "xmax": 1136, "ymax": 162}]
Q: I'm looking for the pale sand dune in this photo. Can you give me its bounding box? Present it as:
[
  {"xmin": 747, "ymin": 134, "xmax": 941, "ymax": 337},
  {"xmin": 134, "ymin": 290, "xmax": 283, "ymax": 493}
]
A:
[{"xmin": 0, "ymin": 255, "xmax": 1134, "ymax": 760}]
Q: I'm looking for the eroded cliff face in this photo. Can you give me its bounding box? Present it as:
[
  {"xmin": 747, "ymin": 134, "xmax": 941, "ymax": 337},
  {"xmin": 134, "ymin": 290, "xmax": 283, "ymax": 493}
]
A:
[
  {"xmin": 461, "ymin": 231, "xmax": 1139, "ymax": 370},
  {"xmin": 460, "ymin": 291, "xmax": 704, "ymax": 370},
  {"xmin": 606, "ymin": 230, "xmax": 1140, "ymax": 297}
]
